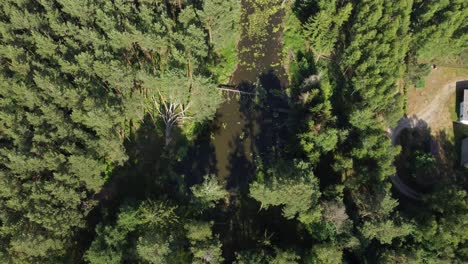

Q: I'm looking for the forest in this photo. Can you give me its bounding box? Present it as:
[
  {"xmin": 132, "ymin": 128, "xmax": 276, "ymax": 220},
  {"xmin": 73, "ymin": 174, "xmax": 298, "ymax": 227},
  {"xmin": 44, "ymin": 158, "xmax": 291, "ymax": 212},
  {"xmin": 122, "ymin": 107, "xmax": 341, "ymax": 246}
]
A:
[{"xmin": 0, "ymin": 0, "xmax": 467, "ymax": 263}]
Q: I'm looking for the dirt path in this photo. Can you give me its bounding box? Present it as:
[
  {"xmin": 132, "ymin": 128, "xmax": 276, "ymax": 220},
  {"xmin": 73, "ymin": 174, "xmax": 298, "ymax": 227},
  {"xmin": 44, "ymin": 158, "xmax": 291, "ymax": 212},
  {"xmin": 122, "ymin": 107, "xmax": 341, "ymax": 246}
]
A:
[
  {"xmin": 389, "ymin": 117, "xmax": 422, "ymax": 200},
  {"xmin": 407, "ymin": 66, "xmax": 468, "ymax": 132},
  {"xmin": 389, "ymin": 80, "xmax": 464, "ymax": 200},
  {"xmin": 413, "ymin": 81, "xmax": 458, "ymax": 124}
]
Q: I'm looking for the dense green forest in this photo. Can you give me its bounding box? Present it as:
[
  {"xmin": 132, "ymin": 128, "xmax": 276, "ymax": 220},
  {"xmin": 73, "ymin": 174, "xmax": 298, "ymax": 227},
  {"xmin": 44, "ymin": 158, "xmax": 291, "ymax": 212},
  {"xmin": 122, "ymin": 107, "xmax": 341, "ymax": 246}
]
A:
[{"xmin": 0, "ymin": 0, "xmax": 467, "ymax": 263}]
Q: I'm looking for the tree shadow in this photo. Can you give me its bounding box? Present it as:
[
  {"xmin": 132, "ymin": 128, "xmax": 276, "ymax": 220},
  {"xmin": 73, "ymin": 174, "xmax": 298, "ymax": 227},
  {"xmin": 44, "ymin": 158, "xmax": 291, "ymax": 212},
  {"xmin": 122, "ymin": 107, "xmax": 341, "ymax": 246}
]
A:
[
  {"xmin": 222, "ymin": 70, "xmax": 290, "ymax": 191},
  {"xmin": 292, "ymin": 0, "xmax": 319, "ymax": 23},
  {"xmin": 395, "ymin": 117, "xmax": 435, "ymax": 192},
  {"xmin": 394, "ymin": 115, "xmax": 461, "ymax": 195},
  {"xmin": 252, "ymin": 70, "xmax": 290, "ymax": 162},
  {"xmin": 94, "ymin": 115, "xmax": 166, "ymax": 207},
  {"xmin": 83, "ymin": 115, "xmax": 169, "ymax": 259},
  {"xmin": 176, "ymin": 122, "xmax": 218, "ymax": 187},
  {"xmin": 224, "ymin": 131, "xmax": 256, "ymax": 190},
  {"xmin": 215, "ymin": 68, "xmax": 302, "ymax": 261}
]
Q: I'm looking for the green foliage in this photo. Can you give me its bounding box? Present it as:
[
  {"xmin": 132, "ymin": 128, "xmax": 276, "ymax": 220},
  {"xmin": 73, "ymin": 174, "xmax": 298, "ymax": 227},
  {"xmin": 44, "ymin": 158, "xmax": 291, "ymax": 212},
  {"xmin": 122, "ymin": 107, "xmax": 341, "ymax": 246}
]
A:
[
  {"xmin": 341, "ymin": 0, "xmax": 412, "ymax": 123},
  {"xmin": 283, "ymin": 8, "xmax": 308, "ymax": 61},
  {"xmin": 142, "ymin": 70, "xmax": 222, "ymax": 124},
  {"xmin": 352, "ymin": 184, "xmax": 399, "ymax": 219},
  {"xmin": 351, "ymin": 184, "xmax": 413, "ymax": 245},
  {"xmin": 235, "ymin": 248, "xmax": 299, "ymax": 264},
  {"xmin": 244, "ymin": 0, "xmax": 283, "ymax": 39},
  {"xmin": 209, "ymin": 40, "xmax": 239, "ymax": 83},
  {"xmin": 250, "ymin": 161, "xmax": 322, "ymax": 225},
  {"xmin": 360, "ymin": 219, "xmax": 413, "ymax": 245},
  {"xmin": 304, "ymin": 0, "xmax": 352, "ymax": 58},
  {"xmin": 307, "ymin": 243, "xmax": 343, "ymax": 264},
  {"xmin": 270, "ymin": 249, "xmax": 300, "ymax": 264},
  {"xmin": 0, "ymin": 0, "xmax": 467, "ymax": 263},
  {"xmin": 413, "ymin": 151, "xmax": 437, "ymax": 177},
  {"xmin": 200, "ymin": 0, "xmax": 241, "ymax": 83},
  {"xmin": 136, "ymin": 232, "xmax": 172, "ymax": 264},
  {"xmin": 404, "ymin": 185, "xmax": 468, "ymax": 261},
  {"xmin": 173, "ymin": 7, "xmax": 209, "ymax": 76},
  {"xmin": 0, "ymin": 0, "xmax": 220, "ymax": 259},
  {"xmin": 186, "ymin": 221, "xmax": 224, "ymax": 264},
  {"xmin": 320, "ymin": 200, "xmax": 352, "ymax": 236},
  {"xmin": 200, "ymin": 0, "xmax": 241, "ymax": 53},
  {"xmin": 378, "ymin": 248, "xmax": 425, "ymax": 264},
  {"xmin": 139, "ymin": 69, "xmax": 222, "ymax": 146},
  {"xmin": 85, "ymin": 201, "xmax": 180, "ymax": 264},
  {"xmin": 191, "ymin": 175, "xmax": 229, "ymax": 208},
  {"xmin": 411, "ymin": 0, "xmax": 468, "ymax": 62},
  {"xmin": 234, "ymin": 251, "xmax": 267, "ymax": 264},
  {"xmin": 406, "ymin": 62, "xmax": 432, "ymax": 88},
  {"xmin": 0, "ymin": 0, "xmax": 135, "ymax": 261}
]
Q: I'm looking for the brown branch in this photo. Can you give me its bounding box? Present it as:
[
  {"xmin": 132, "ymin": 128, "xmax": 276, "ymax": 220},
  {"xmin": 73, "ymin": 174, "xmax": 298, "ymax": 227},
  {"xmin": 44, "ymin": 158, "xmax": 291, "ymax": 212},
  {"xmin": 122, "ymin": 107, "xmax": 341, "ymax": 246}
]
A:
[{"xmin": 217, "ymin": 87, "xmax": 258, "ymax": 95}]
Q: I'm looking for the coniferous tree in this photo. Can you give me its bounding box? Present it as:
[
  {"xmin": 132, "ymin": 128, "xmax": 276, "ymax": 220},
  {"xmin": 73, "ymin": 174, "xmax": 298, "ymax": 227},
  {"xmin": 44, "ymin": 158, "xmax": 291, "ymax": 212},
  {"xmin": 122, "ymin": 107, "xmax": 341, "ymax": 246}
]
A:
[
  {"xmin": 0, "ymin": 0, "xmax": 218, "ymax": 262},
  {"xmin": 410, "ymin": 0, "xmax": 468, "ymax": 62}
]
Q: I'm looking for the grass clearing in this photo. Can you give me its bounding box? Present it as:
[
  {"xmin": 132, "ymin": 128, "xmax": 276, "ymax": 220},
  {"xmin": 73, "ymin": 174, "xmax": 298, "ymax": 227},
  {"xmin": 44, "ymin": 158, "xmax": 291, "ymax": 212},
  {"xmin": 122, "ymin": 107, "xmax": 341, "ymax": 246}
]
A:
[
  {"xmin": 209, "ymin": 41, "xmax": 239, "ymax": 84},
  {"xmin": 407, "ymin": 66, "xmax": 468, "ymax": 136},
  {"xmin": 282, "ymin": 6, "xmax": 307, "ymax": 83}
]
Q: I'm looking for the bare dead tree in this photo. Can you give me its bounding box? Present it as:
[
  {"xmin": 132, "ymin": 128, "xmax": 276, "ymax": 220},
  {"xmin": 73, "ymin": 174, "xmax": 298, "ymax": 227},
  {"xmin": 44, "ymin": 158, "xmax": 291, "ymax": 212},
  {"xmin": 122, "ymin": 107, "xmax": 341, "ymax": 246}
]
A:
[{"xmin": 146, "ymin": 90, "xmax": 193, "ymax": 147}]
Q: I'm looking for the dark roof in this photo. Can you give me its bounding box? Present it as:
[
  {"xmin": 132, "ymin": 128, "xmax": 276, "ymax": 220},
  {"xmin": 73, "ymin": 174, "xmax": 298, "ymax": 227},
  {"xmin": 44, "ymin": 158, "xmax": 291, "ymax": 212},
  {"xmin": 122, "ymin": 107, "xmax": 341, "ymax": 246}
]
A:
[
  {"xmin": 462, "ymin": 138, "xmax": 468, "ymax": 167},
  {"xmin": 462, "ymin": 90, "xmax": 468, "ymax": 122}
]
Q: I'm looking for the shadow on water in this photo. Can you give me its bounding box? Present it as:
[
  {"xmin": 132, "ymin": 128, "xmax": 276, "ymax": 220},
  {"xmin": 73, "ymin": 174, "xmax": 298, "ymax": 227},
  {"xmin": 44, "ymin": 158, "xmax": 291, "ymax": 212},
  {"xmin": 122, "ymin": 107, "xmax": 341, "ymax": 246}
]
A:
[
  {"xmin": 211, "ymin": 0, "xmax": 303, "ymax": 260},
  {"xmin": 177, "ymin": 122, "xmax": 218, "ymax": 186},
  {"xmin": 180, "ymin": 0, "xmax": 289, "ymax": 189},
  {"xmin": 222, "ymin": 71, "xmax": 290, "ymax": 190},
  {"xmin": 177, "ymin": 0, "xmax": 313, "ymax": 261}
]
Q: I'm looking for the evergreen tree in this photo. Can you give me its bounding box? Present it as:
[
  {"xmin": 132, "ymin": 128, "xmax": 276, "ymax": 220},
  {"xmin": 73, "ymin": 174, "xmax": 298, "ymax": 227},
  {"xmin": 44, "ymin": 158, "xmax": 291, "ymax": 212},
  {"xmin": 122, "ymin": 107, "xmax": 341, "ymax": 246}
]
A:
[
  {"xmin": 191, "ymin": 175, "xmax": 229, "ymax": 209},
  {"xmin": 410, "ymin": 0, "xmax": 468, "ymax": 62},
  {"xmin": 139, "ymin": 70, "xmax": 222, "ymax": 146},
  {"xmin": 0, "ymin": 1, "xmax": 130, "ymax": 261},
  {"xmin": 304, "ymin": 0, "xmax": 352, "ymax": 60},
  {"xmin": 0, "ymin": 0, "xmax": 217, "ymax": 261},
  {"xmin": 85, "ymin": 201, "xmax": 184, "ymax": 264},
  {"xmin": 250, "ymin": 161, "xmax": 322, "ymax": 226},
  {"xmin": 199, "ymin": 0, "xmax": 241, "ymax": 52}
]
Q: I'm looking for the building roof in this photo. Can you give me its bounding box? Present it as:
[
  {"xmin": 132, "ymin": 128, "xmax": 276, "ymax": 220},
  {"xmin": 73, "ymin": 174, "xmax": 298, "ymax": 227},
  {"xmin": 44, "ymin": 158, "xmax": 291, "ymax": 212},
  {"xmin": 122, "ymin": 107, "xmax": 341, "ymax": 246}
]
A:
[
  {"xmin": 462, "ymin": 138, "xmax": 468, "ymax": 167},
  {"xmin": 461, "ymin": 89, "xmax": 468, "ymax": 122}
]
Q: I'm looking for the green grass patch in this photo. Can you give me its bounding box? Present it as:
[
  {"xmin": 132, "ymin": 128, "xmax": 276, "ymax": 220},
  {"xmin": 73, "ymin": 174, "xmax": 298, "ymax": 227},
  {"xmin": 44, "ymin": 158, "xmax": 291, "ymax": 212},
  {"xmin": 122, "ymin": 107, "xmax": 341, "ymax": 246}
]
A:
[
  {"xmin": 282, "ymin": 7, "xmax": 307, "ymax": 83},
  {"xmin": 209, "ymin": 41, "xmax": 239, "ymax": 84},
  {"xmin": 451, "ymin": 106, "xmax": 459, "ymax": 123},
  {"xmin": 283, "ymin": 9, "xmax": 307, "ymax": 56},
  {"xmin": 415, "ymin": 78, "xmax": 425, "ymax": 88}
]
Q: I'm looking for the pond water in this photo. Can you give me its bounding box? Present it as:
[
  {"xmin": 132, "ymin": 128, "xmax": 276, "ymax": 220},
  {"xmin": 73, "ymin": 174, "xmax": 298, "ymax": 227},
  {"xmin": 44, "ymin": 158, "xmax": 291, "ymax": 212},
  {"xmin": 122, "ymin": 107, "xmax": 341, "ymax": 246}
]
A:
[
  {"xmin": 211, "ymin": 0, "xmax": 288, "ymax": 187},
  {"xmin": 174, "ymin": 3, "xmax": 316, "ymax": 261}
]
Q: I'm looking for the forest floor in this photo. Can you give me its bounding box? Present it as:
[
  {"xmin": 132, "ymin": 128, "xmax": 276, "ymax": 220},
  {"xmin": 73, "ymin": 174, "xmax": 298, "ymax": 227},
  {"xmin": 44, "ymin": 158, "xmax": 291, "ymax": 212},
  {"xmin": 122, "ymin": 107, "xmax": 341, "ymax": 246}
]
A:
[{"xmin": 406, "ymin": 66, "xmax": 468, "ymax": 136}]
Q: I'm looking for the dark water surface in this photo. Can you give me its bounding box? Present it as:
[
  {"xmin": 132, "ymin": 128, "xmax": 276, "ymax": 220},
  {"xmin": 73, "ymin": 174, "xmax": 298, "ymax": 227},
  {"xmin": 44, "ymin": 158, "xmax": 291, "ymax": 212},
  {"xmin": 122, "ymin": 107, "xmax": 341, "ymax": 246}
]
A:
[
  {"xmin": 174, "ymin": 2, "xmax": 323, "ymax": 261},
  {"xmin": 210, "ymin": 0, "xmax": 288, "ymax": 186},
  {"xmin": 177, "ymin": 2, "xmax": 291, "ymax": 259}
]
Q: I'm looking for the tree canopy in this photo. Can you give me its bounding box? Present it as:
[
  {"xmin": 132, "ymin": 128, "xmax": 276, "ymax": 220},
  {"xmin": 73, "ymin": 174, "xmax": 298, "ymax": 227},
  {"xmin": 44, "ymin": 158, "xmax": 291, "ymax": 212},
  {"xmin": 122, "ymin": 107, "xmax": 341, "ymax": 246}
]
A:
[{"xmin": 0, "ymin": 0, "xmax": 467, "ymax": 263}]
